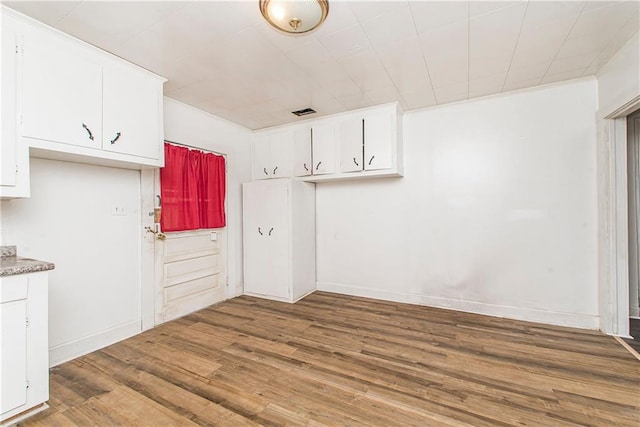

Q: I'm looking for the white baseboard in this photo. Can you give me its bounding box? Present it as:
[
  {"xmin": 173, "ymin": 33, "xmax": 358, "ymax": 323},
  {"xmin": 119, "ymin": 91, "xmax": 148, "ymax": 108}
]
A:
[
  {"xmin": 49, "ymin": 320, "xmax": 141, "ymax": 367},
  {"xmin": 316, "ymin": 282, "xmax": 600, "ymax": 330}
]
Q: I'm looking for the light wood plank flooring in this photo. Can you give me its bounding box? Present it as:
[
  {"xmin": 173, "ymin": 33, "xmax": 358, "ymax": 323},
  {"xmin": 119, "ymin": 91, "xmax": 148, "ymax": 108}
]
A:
[{"xmin": 20, "ymin": 292, "xmax": 640, "ymax": 426}]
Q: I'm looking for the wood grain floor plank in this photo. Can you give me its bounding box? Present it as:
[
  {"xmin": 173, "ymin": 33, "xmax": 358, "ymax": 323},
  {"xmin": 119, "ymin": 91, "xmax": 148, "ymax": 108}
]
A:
[{"xmin": 19, "ymin": 292, "xmax": 640, "ymax": 426}]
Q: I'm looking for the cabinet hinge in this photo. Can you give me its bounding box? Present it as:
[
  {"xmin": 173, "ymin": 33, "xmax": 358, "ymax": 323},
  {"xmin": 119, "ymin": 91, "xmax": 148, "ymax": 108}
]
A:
[
  {"xmin": 25, "ymin": 316, "xmax": 29, "ymax": 328},
  {"xmin": 26, "ymin": 379, "xmax": 30, "ymax": 389},
  {"xmin": 15, "ymin": 164, "xmax": 18, "ymax": 174}
]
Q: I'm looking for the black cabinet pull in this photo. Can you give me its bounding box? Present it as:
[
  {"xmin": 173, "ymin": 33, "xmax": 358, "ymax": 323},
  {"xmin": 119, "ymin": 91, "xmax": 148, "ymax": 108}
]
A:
[
  {"xmin": 110, "ymin": 132, "xmax": 121, "ymax": 144},
  {"xmin": 263, "ymin": 168, "xmax": 268, "ymax": 176},
  {"xmin": 258, "ymin": 227, "xmax": 263, "ymax": 235},
  {"xmin": 368, "ymin": 155, "xmax": 375, "ymax": 165},
  {"xmin": 82, "ymin": 123, "xmax": 94, "ymax": 141},
  {"xmin": 353, "ymin": 157, "xmax": 359, "ymax": 166},
  {"xmin": 269, "ymin": 227, "xmax": 274, "ymax": 236},
  {"xmin": 273, "ymin": 166, "xmax": 278, "ymax": 174},
  {"xmin": 315, "ymin": 161, "xmax": 322, "ymax": 170},
  {"xmin": 303, "ymin": 163, "xmax": 309, "ymax": 171}
]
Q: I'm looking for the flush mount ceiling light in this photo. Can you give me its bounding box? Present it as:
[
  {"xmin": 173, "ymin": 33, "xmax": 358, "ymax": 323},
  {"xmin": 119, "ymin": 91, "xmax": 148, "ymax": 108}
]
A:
[{"xmin": 259, "ymin": 0, "xmax": 329, "ymax": 34}]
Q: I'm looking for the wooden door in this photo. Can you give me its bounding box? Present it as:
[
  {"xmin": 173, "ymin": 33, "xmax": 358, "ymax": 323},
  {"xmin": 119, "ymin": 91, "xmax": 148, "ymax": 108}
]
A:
[
  {"xmin": 21, "ymin": 28, "xmax": 102, "ymax": 149},
  {"xmin": 102, "ymin": 63, "xmax": 161, "ymax": 159},
  {"xmin": 312, "ymin": 123, "xmax": 336, "ymax": 175},
  {"xmin": 339, "ymin": 118, "xmax": 363, "ymax": 172},
  {"xmin": 243, "ymin": 180, "xmax": 290, "ymax": 299},
  {"xmin": 364, "ymin": 110, "xmax": 393, "ymax": 171},
  {"xmin": 293, "ymin": 128, "xmax": 312, "ymax": 177}
]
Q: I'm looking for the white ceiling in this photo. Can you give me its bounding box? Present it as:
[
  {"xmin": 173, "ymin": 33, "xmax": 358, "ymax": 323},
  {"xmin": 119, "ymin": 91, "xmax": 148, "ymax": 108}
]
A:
[{"xmin": 5, "ymin": 1, "xmax": 639, "ymax": 130}]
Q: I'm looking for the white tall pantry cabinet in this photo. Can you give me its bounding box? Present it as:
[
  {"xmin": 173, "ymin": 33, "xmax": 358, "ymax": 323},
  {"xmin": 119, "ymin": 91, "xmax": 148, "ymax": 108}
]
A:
[{"xmin": 243, "ymin": 179, "xmax": 315, "ymax": 302}]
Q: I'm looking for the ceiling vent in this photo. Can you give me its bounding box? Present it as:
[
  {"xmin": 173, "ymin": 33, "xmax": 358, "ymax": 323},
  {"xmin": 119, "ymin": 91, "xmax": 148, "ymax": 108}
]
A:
[{"xmin": 292, "ymin": 108, "xmax": 316, "ymax": 117}]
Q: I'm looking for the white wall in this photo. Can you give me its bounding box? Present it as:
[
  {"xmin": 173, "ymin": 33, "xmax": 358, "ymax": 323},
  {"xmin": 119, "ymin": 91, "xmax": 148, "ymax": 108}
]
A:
[
  {"xmin": 317, "ymin": 79, "xmax": 599, "ymax": 329},
  {"xmin": 163, "ymin": 97, "xmax": 252, "ymax": 296},
  {"xmin": 1, "ymin": 158, "xmax": 142, "ymax": 365},
  {"xmin": 595, "ymin": 32, "xmax": 640, "ymax": 335}
]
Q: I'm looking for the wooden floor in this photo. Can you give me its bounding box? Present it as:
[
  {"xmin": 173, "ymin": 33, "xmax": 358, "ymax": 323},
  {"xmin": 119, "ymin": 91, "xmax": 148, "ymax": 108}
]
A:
[{"xmin": 21, "ymin": 292, "xmax": 640, "ymax": 427}]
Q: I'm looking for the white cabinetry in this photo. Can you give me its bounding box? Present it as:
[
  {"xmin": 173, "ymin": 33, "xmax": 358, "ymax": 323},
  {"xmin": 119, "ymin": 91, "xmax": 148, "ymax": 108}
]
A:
[
  {"xmin": 253, "ymin": 131, "xmax": 292, "ymax": 180},
  {"xmin": 252, "ymin": 102, "xmax": 402, "ymax": 183},
  {"xmin": 292, "ymin": 125, "xmax": 337, "ymax": 177},
  {"xmin": 0, "ymin": 272, "xmax": 49, "ymax": 423},
  {"xmin": 337, "ymin": 104, "xmax": 399, "ymax": 176},
  {"xmin": 5, "ymin": 7, "xmax": 165, "ymax": 169},
  {"xmin": 1, "ymin": 11, "xmax": 29, "ymax": 198},
  {"xmin": 243, "ymin": 179, "xmax": 315, "ymax": 302}
]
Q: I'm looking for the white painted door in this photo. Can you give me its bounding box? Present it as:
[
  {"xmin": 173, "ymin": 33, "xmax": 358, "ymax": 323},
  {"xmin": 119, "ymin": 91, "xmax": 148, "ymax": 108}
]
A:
[
  {"xmin": 0, "ymin": 299, "xmax": 28, "ymax": 415},
  {"xmin": 253, "ymin": 134, "xmax": 271, "ymax": 180},
  {"xmin": 339, "ymin": 118, "xmax": 363, "ymax": 172},
  {"xmin": 269, "ymin": 131, "xmax": 293, "ymax": 178},
  {"xmin": 312, "ymin": 123, "xmax": 336, "ymax": 175},
  {"xmin": 1, "ymin": 16, "xmax": 17, "ymax": 187},
  {"xmin": 155, "ymin": 229, "xmax": 227, "ymax": 324},
  {"xmin": 102, "ymin": 64, "xmax": 160, "ymax": 159},
  {"xmin": 293, "ymin": 128, "xmax": 312, "ymax": 177},
  {"xmin": 243, "ymin": 180, "xmax": 290, "ymax": 299},
  {"xmin": 364, "ymin": 110, "xmax": 393, "ymax": 171},
  {"xmin": 21, "ymin": 28, "xmax": 102, "ymax": 149}
]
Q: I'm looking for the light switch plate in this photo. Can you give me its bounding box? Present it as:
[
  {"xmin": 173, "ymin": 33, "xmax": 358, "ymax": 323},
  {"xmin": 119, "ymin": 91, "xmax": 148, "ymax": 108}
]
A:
[{"xmin": 210, "ymin": 231, "xmax": 217, "ymax": 241}]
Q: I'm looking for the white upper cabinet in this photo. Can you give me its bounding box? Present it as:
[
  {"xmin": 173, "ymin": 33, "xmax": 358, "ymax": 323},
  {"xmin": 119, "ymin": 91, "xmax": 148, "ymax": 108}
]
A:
[
  {"xmin": 1, "ymin": 11, "xmax": 29, "ymax": 199},
  {"xmin": 293, "ymin": 128, "xmax": 312, "ymax": 177},
  {"xmin": 22, "ymin": 29, "xmax": 103, "ymax": 150},
  {"xmin": 7, "ymin": 7, "xmax": 166, "ymax": 170},
  {"xmin": 251, "ymin": 102, "xmax": 403, "ymax": 182},
  {"xmin": 363, "ymin": 110, "xmax": 393, "ymax": 171},
  {"xmin": 339, "ymin": 118, "xmax": 363, "ymax": 173},
  {"xmin": 252, "ymin": 130, "xmax": 293, "ymax": 180},
  {"xmin": 311, "ymin": 123, "xmax": 337, "ymax": 175},
  {"xmin": 102, "ymin": 64, "xmax": 161, "ymax": 160}
]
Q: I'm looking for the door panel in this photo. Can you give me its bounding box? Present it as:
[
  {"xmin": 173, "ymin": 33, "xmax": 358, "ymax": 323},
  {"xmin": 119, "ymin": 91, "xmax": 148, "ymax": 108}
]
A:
[
  {"xmin": 339, "ymin": 118, "xmax": 363, "ymax": 172},
  {"xmin": 243, "ymin": 181, "xmax": 289, "ymax": 299},
  {"xmin": 312, "ymin": 124, "xmax": 336, "ymax": 175},
  {"xmin": 0, "ymin": 299, "xmax": 28, "ymax": 415},
  {"xmin": 253, "ymin": 134, "xmax": 271, "ymax": 180},
  {"xmin": 102, "ymin": 64, "xmax": 160, "ymax": 159},
  {"xmin": 293, "ymin": 128, "xmax": 312, "ymax": 177},
  {"xmin": 269, "ymin": 132, "xmax": 293, "ymax": 178},
  {"xmin": 22, "ymin": 29, "xmax": 102, "ymax": 149},
  {"xmin": 364, "ymin": 111, "xmax": 393, "ymax": 171},
  {"xmin": 155, "ymin": 229, "xmax": 227, "ymax": 324}
]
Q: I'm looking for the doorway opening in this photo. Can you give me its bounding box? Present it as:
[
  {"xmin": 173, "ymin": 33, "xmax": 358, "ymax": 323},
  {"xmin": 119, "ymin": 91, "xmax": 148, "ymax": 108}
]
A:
[{"xmin": 626, "ymin": 109, "xmax": 640, "ymax": 352}]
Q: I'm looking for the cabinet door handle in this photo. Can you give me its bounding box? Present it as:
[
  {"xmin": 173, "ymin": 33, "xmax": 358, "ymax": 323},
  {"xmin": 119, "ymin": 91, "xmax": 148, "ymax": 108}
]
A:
[
  {"xmin": 110, "ymin": 132, "xmax": 121, "ymax": 144},
  {"xmin": 353, "ymin": 157, "xmax": 359, "ymax": 166},
  {"xmin": 303, "ymin": 163, "xmax": 309, "ymax": 171},
  {"xmin": 82, "ymin": 123, "xmax": 94, "ymax": 141},
  {"xmin": 315, "ymin": 161, "xmax": 322, "ymax": 170},
  {"xmin": 269, "ymin": 227, "xmax": 274, "ymax": 236},
  {"xmin": 368, "ymin": 155, "xmax": 375, "ymax": 165},
  {"xmin": 263, "ymin": 168, "xmax": 269, "ymax": 176},
  {"xmin": 258, "ymin": 227, "xmax": 263, "ymax": 235},
  {"xmin": 273, "ymin": 166, "xmax": 278, "ymax": 174}
]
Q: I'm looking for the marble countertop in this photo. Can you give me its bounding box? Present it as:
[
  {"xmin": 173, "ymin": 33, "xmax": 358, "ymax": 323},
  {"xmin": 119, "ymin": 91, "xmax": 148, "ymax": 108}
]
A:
[{"xmin": 0, "ymin": 246, "xmax": 55, "ymax": 277}]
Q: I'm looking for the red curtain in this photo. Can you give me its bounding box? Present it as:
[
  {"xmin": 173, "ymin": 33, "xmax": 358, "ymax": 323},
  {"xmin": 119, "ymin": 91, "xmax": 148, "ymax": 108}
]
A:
[{"xmin": 160, "ymin": 143, "xmax": 226, "ymax": 232}]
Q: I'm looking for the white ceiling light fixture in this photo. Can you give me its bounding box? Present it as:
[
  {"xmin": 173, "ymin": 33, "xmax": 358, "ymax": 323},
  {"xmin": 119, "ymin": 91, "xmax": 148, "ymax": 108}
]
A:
[{"xmin": 259, "ymin": 0, "xmax": 329, "ymax": 34}]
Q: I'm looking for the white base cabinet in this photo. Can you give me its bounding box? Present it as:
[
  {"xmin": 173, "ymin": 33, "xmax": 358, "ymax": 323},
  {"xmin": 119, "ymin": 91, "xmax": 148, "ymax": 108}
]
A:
[
  {"xmin": 243, "ymin": 179, "xmax": 315, "ymax": 302},
  {"xmin": 0, "ymin": 272, "xmax": 49, "ymax": 424}
]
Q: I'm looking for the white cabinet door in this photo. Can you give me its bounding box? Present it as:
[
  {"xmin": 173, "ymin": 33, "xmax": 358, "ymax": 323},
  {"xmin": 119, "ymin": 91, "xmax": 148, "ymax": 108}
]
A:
[
  {"xmin": 102, "ymin": 64, "xmax": 161, "ymax": 159},
  {"xmin": 293, "ymin": 128, "xmax": 312, "ymax": 177},
  {"xmin": 339, "ymin": 118, "xmax": 363, "ymax": 172},
  {"xmin": 312, "ymin": 123, "xmax": 336, "ymax": 175},
  {"xmin": 21, "ymin": 29, "xmax": 102, "ymax": 149},
  {"xmin": 269, "ymin": 132, "xmax": 292, "ymax": 178},
  {"xmin": 1, "ymin": 16, "xmax": 17, "ymax": 187},
  {"xmin": 364, "ymin": 110, "xmax": 393, "ymax": 171},
  {"xmin": 243, "ymin": 180, "xmax": 289, "ymax": 299},
  {"xmin": 253, "ymin": 134, "xmax": 271, "ymax": 180},
  {"xmin": 0, "ymin": 299, "xmax": 28, "ymax": 415}
]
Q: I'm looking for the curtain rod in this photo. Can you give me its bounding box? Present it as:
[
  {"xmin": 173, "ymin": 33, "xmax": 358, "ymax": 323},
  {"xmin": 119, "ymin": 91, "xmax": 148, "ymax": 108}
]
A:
[{"xmin": 164, "ymin": 139, "xmax": 226, "ymax": 157}]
